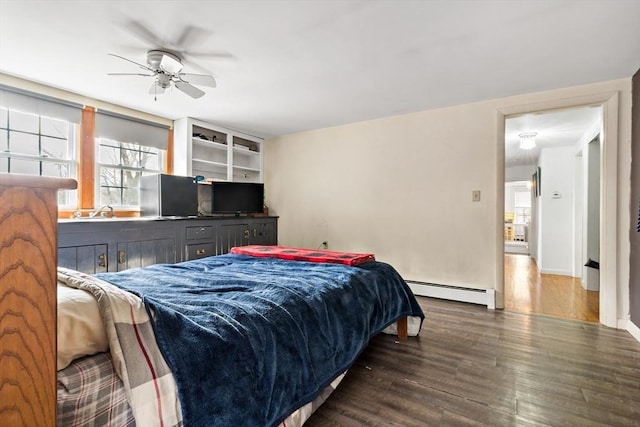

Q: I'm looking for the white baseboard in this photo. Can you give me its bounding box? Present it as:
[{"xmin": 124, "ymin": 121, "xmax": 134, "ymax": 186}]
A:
[
  {"xmin": 626, "ymin": 319, "xmax": 640, "ymax": 343},
  {"xmin": 539, "ymin": 268, "xmax": 573, "ymax": 276},
  {"xmin": 407, "ymin": 281, "xmax": 495, "ymax": 309}
]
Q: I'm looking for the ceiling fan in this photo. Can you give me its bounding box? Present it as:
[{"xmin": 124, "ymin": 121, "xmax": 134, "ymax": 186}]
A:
[{"xmin": 108, "ymin": 50, "xmax": 216, "ymax": 99}]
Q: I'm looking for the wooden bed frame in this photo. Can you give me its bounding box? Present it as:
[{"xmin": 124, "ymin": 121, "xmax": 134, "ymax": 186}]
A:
[
  {"xmin": 0, "ymin": 174, "xmax": 76, "ymax": 426},
  {"xmin": 397, "ymin": 316, "xmax": 408, "ymax": 340},
  {"xmin": 0, "ymin": 173, "xmax": 407, "ymax": 426}
]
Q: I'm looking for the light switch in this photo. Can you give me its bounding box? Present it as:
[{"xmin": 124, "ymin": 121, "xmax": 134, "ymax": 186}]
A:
[{"xmin": 472, "ymin": 190, "xmax": 481, "ymax": 202}]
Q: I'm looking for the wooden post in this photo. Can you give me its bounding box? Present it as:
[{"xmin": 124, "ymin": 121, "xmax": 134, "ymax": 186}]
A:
[
  {"xmin": 0, "ymin": 174, "xmax": 76, "ymax": 426},
  {"xmin": 397, "ymin": 316, "xmax": 408, "ymax": 340}
]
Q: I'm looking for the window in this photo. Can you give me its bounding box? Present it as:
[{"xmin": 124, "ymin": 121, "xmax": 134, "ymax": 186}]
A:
[
  {"xmin": 0, "ymin": 107, "xmax": 77, "ymax": 206},
  {"xmin": 94, "ymin": 110, "xmax": 169, "ymax": 209},
  {"xmin": 96, "ymin": 138, "xmax": 162, "ymax": 207},
  {"xmin": 514, "ymin": 190, "xmax": 531, "ymax": 225}
]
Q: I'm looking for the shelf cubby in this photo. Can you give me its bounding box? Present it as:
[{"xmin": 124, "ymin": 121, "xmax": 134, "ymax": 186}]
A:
[{"xmin": 174, "ymin": 118, "xmax": 263, "ymax": 183}]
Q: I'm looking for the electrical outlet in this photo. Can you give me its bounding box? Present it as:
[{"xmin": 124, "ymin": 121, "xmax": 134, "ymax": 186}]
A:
[{"xmin": 472, "ymin": 190, "xmax": 481, "ymax": 202}]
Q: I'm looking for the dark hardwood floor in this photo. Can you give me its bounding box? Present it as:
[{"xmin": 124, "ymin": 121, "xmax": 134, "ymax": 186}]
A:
[{"xmin": 305, "ymin": 297, "xmax": 640, "ymax": 426}]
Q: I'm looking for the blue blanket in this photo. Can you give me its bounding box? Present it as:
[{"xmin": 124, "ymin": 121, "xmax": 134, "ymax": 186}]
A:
[{"xmin": 96, "ymin": 254, "xmax": 424, "ymax": 426}]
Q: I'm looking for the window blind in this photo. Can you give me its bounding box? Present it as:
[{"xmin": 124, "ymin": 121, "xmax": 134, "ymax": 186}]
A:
[
  {"xmin": 95, "ymin": 110, "xmax": 169, "ymax": 150},
  {"xmin": 0, "ymin": 85, "xmax": 82, "ymax": 124},
  {"xmin": 514, "ymin": 190, "xmax": 531, "ymax": 208}
]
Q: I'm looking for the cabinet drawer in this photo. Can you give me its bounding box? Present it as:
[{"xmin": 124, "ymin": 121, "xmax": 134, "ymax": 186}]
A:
[
  {"xmin": 186, "ymin": 243, "xmax": 215, "ymax": 260},
  {"xmin": 186, "ymin": 226, "xmax": 213, "ymax": 241}
]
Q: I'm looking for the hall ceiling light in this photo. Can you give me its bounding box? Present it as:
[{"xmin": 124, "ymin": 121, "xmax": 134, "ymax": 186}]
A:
[{"xmin": 519, "ymin": 132, "xmax": 537, "ymax": 150}]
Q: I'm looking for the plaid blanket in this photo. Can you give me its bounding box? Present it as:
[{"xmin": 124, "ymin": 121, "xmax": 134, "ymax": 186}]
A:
[
  {"xmin": 57, "ymin": 268, "xmax": 183, "ymax": 427},
  {"xmin": 57, "ymin": 268, "xmax": 348, "ymax": 427},
  {"xmin": 57, "ymin": 352, "xmax": 135, "ymax": 427}
]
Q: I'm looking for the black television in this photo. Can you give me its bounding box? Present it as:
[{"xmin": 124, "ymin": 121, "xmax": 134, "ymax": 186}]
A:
[
  {"xmin": 211, "ymin": 182, "xmax": 264, "ymax": 215},
  {"xmin": 141, "ymin": 174, "xmax": 198, "ymax": 217}
]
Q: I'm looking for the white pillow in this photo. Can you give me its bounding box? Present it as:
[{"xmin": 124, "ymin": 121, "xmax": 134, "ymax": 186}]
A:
[{"xmin": 57, "ymin": 283, "xmax": 109, "ymax": 370}]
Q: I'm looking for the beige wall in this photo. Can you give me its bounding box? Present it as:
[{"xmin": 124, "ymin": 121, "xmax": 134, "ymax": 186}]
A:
[
  {"xmin": 265, "ymin": 78, "xmax": 632, "ymax": 322},
  {"xmin": 266, "ymin": 102, "xmax": 498, "ymax": 289}
]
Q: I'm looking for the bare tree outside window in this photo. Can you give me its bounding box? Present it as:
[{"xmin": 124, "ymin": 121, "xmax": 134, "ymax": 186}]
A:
[{"xmin": 97, "ymin": 139, "xmax": 162, "ymax": 207}]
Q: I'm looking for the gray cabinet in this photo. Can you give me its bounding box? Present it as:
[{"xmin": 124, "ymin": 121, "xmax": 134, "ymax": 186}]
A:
[
  {"xmin": 59, "ymin": 216, "xmax": 278, "ymax": 273},
  {"xmin": 250, "ymin": 220, "xmax": 277, "ymax": 245},
  {"xmin": 184, "ymin": 224, "xmax": 218, "ymax": 260},
  {"xmin": 185, "ymin": 242, "xmax": 215, "ymax": 260},
  {"xmin": 216, "ymin": 219, "xmax": 278, "ymax": 253},
  {"xmin": 59, "ymin": 221, "xmax": 179, "ymax": 274},
  {"xmin": 218, "ymin": 222, "xmax": 250, "ymax": 254},
  {"xmin": 59, "ymin": 244, "xmax": 108, "ymax": 274},
  {"xmin": 116, "ymin": 238, "xmax": 177, "ymax": 271},
  {"xmin": 183, "ymin": 217, "xmax": 278, "ymax": 261}
]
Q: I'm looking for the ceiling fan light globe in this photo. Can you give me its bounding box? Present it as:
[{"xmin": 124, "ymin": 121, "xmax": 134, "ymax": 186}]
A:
[
  {"xmin": 157, "ymin": 74, "xmax": 171, "ymax": 88},
  {"xmin": 160, "ymin": 53, "xmax": 183, "ymax": 74}
]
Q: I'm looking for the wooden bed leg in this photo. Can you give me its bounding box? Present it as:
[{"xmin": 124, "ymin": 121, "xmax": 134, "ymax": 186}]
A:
[{"xmin": 397, "ymin": 316, "xmax": 408, "ymax": 340}]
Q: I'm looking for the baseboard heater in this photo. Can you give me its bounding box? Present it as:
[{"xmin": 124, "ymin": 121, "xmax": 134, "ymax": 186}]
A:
[{"xmin": 406, "ymin": 281, "xmax": 496, "ymax": 309}]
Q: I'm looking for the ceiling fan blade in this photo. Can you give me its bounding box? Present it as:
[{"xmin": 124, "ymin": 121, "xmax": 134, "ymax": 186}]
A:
[
  {"xmin": 180, "ymin": 73, "xmax": 216, "ymax": 88},
  {"xmin": 124, "ymin": 19, "xmax": 166, "ymax": 47},
  {"xmin": 174, "ymin": 80, "xmax": 205, "ymax": 99},
  {"xmin": 175, "ymin": 25, "xmax": 210, "ymax": 48},
  {"xmin": 183, "ymin": 51, "xmax": 234, "ymax": 60},
  {"xmin": 178, "ymin": 58, "xmax": 215, "ymax": 76},
  {"xmin": 108, "ymin": 53, "xmax": 154, "ymax": 72},
  {"xmin": 108, "ymin": 73, "xmax": 155, "ymax": 77}
]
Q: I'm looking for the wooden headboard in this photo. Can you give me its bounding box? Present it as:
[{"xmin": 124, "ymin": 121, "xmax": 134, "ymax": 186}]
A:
[{"xmin": 0, "ymin": 174, "xmax": 76, "ymax": 426}]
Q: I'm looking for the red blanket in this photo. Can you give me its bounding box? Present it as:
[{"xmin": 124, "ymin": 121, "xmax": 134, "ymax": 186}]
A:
[{"xmin": 230, "ymin": 245, "xmax": 376, "ymax": 266}]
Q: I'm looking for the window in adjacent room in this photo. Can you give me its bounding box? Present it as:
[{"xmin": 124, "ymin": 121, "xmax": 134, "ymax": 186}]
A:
[
  {"xmin": 94, "ymin": 110, "xmax": 169, "ymax": 208},
  {"xmin": 96, "ymin": 139, "xmax": 162, "ymax": 207},
  {"xmin": 514, "ymin": 190, "xmax": 531, "ymax": 224},
  {"xmin": 0, "ymin": 106, "xmax": 78, "ymax": 207}
]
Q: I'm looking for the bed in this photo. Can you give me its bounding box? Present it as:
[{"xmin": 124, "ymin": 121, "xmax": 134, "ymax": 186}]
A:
[{"xmin": 55, "ymin": 247, "xmax": 424, "ymax": 427}]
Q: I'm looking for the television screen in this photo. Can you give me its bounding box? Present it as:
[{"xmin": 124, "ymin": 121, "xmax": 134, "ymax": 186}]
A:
[{"xmin": 211, "ymin": 182, "xmax": 264, "ymax": 214}]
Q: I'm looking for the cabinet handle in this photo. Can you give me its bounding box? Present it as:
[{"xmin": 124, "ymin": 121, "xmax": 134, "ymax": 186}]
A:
[
  {"xmin": 243, "ymin": 230, "xmax": 249, "ymax": 239},
  {"xmin": 196, "ymin": 249, "xmax": 207, "ymax": 255},
  {"xmin": 118, "ymin": 250, "xmax": 126, "ymax": 264},
  {"xmin": 98, "ymin": 253, "xmax": 107, "ymax": 268},
  {"xmin": 253, "ymin": 229, "xmax": 257, "ymax": 237}
]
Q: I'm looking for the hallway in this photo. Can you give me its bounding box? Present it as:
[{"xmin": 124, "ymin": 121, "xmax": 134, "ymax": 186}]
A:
[{"xmin": 504, "ymin": 254, "xmax": 599, "ymax": 322}]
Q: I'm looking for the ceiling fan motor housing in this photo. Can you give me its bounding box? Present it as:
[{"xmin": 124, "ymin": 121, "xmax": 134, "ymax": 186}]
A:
[{"xmin": 147, "ymin": 50, "xmax": 182, "ymax": 74}]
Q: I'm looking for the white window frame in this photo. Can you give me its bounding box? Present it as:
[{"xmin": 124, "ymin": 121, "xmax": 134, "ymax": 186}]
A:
[
  {"xmin": 95, "ymin": 138, "xmax": 163, "ymax": 208},
  {"xmin": 0, "ymin": 107, "xmax": 78, "ymax": 208},
  {"xmin": 514, "ymin": 190, "xmax": 531, "ymax": 225}
]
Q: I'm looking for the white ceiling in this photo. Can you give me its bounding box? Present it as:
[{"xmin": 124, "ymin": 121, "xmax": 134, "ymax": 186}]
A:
[
  {"xmin": 0, "ymin": 0, "xmax": 639, "ymax": 141},
  {"xmin": 505, "ymin": 105, "xmax": 602, "ymax": 168}
]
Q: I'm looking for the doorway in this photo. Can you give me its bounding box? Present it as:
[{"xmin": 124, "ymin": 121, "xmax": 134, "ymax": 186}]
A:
[
  {"xmin": 504, "ymin": 181, "xmax": 531, "ymax": 256},
  {"xmin": 503, "ymin": 106, "xmax": 602, "ymax": 322}
]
